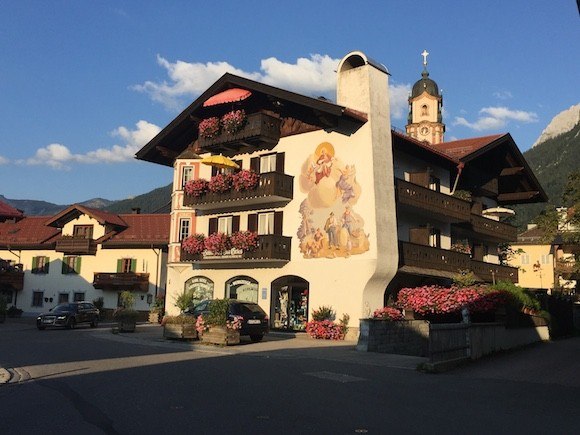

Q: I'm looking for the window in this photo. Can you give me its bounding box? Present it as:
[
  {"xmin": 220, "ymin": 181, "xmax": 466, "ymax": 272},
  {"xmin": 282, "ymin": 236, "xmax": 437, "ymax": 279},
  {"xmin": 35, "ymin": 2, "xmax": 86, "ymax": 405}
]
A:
[
  {"xmin": 58, "ymin": 293, "xmax": 69, "ymax": 304},
  {"xmin": 218, "ymin": 216, "xmax": 233, "ymax": 235},
  {"xmin": 182, "ymin": 166, "xmax": 193, "ymax": 187},
  {"xmin": 117, "ymin": 258, "xmax": 136, "ymax": 273},
  {"xmin": 62, "ymin": 256, "xmax": 81, "ymax": 274},
  {"xmin": 521, "ymin": 253, "xmax": 530, "ymax": 265},
  {"xmin": 429, "ymin": 176, "xmax": 440, "ymax": 192},
  {"xmin": 258, "ymin": 212, "xmax": 275, "ymax": 235},
  {"xmin": 32, "ymin": 256, "xmax": 50, "ymax": 274},
  {"xmin": 179, "ymin": 219, "xmax": 191, "ymax": 241},
  {"xmin": 260, "ymin": 154, "xmax": 277, "ymax": 173},
  {"xmin": 421, "ymin": 104, "xmax": 429, "ymax": 116},
  {"xmin": 32, "ymin": 291, "xmax": 44, "ymax": 307},
  {"xmin": 541, "ymin": 254, "xmax": 550, "ymax": 264},
  {"xmin": 73, "ymin": 225, "xmax": 93, "ymax": 239},
  {"xmin": 73, "ymin": 292, "xmax": 85, "ymax": 302},
  {"xmin": 429, "ymin": 228, "xmax": 441, "ymax": 248}
]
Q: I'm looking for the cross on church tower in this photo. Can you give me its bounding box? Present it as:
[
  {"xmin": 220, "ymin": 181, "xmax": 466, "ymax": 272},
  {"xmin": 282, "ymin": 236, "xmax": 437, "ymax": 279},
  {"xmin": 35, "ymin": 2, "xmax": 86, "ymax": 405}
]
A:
[{"xmin": 421, "ymin": 49, "xmax": 429, "ymax": 67}]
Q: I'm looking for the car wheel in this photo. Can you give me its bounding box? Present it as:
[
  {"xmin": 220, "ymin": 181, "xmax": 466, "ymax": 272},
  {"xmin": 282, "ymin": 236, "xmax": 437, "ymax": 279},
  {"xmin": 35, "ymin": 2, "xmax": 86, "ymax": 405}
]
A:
[
  {"xmin": 250, "ymin": 334, "xmax": 264, "ymax": 343},
  {"xmin": 66, "ymin": 318, "xmax": 76, "ymax": 329},
  {"xmin": 90, "ymin": 317, "xmax": 98, "ymax": 328},
  {"xmin": 37, "ymin": 325, "xmax": 45, "ymax": 331}
]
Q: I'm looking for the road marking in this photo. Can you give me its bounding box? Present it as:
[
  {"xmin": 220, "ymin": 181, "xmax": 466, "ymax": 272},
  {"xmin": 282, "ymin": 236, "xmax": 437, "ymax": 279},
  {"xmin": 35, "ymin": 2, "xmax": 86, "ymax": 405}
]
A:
[{"xmin": 304, "ymin": 371, "xmax": 366, "ymax": 383}]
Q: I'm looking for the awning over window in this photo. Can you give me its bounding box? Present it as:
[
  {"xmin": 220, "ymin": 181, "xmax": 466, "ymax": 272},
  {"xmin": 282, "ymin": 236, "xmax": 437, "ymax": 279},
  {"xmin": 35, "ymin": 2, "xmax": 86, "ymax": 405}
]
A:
[{"xmin": 203, "ymin": 88, "xmax": 252, "ymax": 107}]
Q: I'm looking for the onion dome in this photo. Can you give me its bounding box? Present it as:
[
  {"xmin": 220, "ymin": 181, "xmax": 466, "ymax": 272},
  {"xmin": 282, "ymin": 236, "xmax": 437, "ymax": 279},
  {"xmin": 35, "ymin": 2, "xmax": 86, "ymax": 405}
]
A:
[{"xmin": 411, "ymin": 68, "xmax": 440, "ymax": 98}]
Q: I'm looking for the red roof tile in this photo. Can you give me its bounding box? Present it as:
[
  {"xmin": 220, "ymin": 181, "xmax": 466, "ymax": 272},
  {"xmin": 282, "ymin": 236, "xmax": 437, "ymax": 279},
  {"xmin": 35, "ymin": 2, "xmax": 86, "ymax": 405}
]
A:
[
  {"xmin": 45, "ymin": 204, "xmax": 127, "ymax": 228},
  {"xmin": 104, "ymin": 214, "xmax": 170, "ymax": 245},
  {"xmin": 436, "ymin": 134, "xmax": 505, "ymax": 159},
  {"xmin": 0, "ymin": 216, "xmax": 60, "ymax": 246},
  {"xmin": 0, "ymin": 199, "xmax": 23, "ymax": 219}
]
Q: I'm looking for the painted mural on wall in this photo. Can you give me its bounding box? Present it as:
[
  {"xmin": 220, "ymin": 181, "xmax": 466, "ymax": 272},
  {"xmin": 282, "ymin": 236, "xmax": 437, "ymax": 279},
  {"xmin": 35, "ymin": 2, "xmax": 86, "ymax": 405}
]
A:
[{"xmin": 297, "ymin": 142, "xmax": 370, "ymax": 258}]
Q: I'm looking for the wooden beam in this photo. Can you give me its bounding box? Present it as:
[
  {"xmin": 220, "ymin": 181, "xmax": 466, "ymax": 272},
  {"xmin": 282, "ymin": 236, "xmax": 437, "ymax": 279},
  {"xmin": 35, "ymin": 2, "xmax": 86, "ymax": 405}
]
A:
[
  {"xmin": 500, "ymin": 167, "xmax": 524, "ymax": 176},
  {"xmin": 155, "ymin": 145, "xmax": 179, "ymax": 159},
  {"xmin": 497, "ymin": 191, "xmax": 539, "ymax": 202}
]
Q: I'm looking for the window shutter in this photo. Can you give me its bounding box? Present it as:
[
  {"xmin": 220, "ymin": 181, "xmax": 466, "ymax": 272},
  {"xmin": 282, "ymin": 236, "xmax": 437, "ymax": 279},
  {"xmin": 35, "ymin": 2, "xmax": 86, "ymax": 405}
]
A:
[
  {"xmin": 75, "ymin": 257, "xmax": 82, "ymax": 274},
  {"xmin": 274, "ymin": 211, "xmax": 283, "ymax": 235},
  {"xmin": 131, "ymin": 259, "xmax": 137, "ymax": 272},
  {"xmin": 232, "ymin": 215, "xmax": 240, "ymax": 233},
  {"xmin": 209, "ymin": 217, "xmax": 218, "ymax": 234},
  {"xmin": 211, "ymin": 166, "xmax": 218, "ymax": 177},
  {"xmin": 117, "ymin": 259, "xmax": 123, "ymax": 273},
  {"xmin": 44, "ymin": 257, "xmax": 50, "ymax": 274},
  {"xmin": 409, "ymin": 227, "xmax": 430, "ymax": 246},
  {"xmin": 409, "ymin": 171, "xmax": 430, "ymax": 188},
  {"xmin": 32, "ymin": 256, "xmax": 38, "ymax": 273},
  {"xmin": 247, "ymin": 214, "xmax": 258, "ymax": 232},
  {"xmin": 250, "ymin": 157, "xmax": 260, "ymax": 173},
  {"xmin": 276, "ymin": 152, "xmax": 285, "ymax": 173}
]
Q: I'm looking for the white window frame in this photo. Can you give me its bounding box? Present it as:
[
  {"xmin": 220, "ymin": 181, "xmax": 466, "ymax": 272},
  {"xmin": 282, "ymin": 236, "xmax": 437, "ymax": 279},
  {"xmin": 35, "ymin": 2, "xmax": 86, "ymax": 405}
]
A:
[
  {"xmin": 179, "ymin": 219, "xmax": 191, "ymax": 241},
  {"xmin": 521, "ymin": 253, "xmax": 530, "ymax": 265},
  {"xmin": 218, "ymin": 216, "xmax": 233, "ymax": 235},
  {"xmin": 541, "ymin": 254, "xmax": 550, "ymax": 265},
  {"xmin": 258, "ymin": 212, "xmax": 275, "ymax": 235},
  {"xmin": 182, "ymin": 166, "xmax": 193, "ymax": 187},
  {"xmin": 260, "ymin": 154, "xmax": 277, "ymax": 173}
]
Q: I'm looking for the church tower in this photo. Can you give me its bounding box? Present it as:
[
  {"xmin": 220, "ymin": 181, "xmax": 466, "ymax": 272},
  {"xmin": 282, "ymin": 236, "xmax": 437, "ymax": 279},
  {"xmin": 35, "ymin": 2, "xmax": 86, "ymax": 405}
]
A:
[{"xmin": 405, "ymin": 50, "xmax": 445, "ymax": 144}]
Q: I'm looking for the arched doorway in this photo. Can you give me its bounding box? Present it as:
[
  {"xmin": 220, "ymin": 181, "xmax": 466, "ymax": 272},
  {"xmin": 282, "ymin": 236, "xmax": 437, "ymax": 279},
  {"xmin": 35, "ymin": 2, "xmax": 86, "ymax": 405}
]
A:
[
  {"xmin": 184, "ymin": 276, "xmax": 214, "ymax": 306},
  {"xmin": 271, "ymin": 276, "xmax": 309, "ymax": 331},
  {"xmin": 226, "ymin": 276, "xmax": 258, "ymax": 303}
]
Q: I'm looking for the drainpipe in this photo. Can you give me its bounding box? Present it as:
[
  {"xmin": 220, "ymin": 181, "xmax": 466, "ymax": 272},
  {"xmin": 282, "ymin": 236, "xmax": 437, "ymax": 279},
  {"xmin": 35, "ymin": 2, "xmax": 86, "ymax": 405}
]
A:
[
  {"xmin": 6, "ymin": 248, "xmax": 21, "ymax": 307},
  {"xmin": 450, "ymin": 162, "xmax": 465, "ymax": 195},
  {"xmin": 151, "ymin": 245, "xmax": 160, "ymax": 299}
]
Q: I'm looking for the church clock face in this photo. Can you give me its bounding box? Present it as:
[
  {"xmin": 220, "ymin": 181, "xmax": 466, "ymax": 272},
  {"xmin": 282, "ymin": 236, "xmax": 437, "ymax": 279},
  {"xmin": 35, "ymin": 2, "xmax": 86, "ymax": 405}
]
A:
[{"xmin": 420, "ymin": 126, "xmax": 429, "ymax": 136}]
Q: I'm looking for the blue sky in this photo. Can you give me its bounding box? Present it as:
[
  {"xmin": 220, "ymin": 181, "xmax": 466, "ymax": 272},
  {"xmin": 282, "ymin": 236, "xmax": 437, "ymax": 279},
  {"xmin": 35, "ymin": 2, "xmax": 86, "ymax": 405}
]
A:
[{"xmin": 1, "ymin": 1, "xmax": 579, "ymax": 205}]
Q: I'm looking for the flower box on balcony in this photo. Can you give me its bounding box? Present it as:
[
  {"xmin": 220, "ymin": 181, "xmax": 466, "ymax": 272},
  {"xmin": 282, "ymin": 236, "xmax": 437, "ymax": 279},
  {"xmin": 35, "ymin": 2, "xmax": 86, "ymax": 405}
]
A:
[{"xmin": 197, "ymin": 112, "xmax": 281, "ymax": 151}]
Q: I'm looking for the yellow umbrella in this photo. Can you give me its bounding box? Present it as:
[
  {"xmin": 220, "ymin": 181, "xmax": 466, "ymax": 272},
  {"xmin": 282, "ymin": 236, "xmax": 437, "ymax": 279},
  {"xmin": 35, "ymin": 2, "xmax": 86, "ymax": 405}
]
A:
[{"xmin": 201, "ymin": 154, "xmax": 240, "ymax": 170}]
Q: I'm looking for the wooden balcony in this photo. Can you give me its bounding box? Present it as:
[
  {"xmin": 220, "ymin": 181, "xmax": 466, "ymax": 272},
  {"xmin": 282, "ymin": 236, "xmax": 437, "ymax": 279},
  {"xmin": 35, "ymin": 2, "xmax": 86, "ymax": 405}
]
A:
[
  {"xmin": 0, "ymin": 267, "xmax": 24, "ymax": 291},
  {"xmin": 398, "ymin": 242, "xmax": 517, "ymax": 283},
  {"xmin": 55, "ymin": 237, "xmax": 98, "ymax": 255},
  {"xmin": 180, "ymin": 234, "xmax": 291, "ymax": 269},
  {"xmin": 197, "ymin": 112, "xmax": 282, "ymax": 155},
  {"xmin": 183, "ymin": 172, "xmax": 294, "ymax": 214},
  {"xmin": 555, "ymin": 261, "xmax": 580, "ymax": 280},
  {"xmin": 93, "ymin": 273, "xmax": 150, "ymax": 292},
  {"xmin": 469, "ymin": 214, "xmax": 518, "ymax": 243},
  {"xmin": 395, "ymin": 178, "xmax": 471, "ymax": 222}
]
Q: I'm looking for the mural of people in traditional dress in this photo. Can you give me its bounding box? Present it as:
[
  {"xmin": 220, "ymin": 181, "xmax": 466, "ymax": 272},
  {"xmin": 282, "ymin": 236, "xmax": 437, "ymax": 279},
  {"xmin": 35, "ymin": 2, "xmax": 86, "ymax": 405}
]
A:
[{"xmin": 297, "ymin": 142, "xmax": 369, "ymax": 259}]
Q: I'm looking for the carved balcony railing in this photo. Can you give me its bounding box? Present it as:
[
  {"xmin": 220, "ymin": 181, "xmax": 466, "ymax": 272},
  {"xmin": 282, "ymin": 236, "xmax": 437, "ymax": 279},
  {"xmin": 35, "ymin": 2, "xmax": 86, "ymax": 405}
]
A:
[
  {"xmin": 93, "ymin": 273, "xmax": 150, "ymax": 292},
  {"xmin": 0, "ymin": 264, "xmax": 24, "ymax": 291},
  {"xmin": 469, "ymin": 214, "xmax": 518, "ymax": 243},
  {"xmin": 555, "ymin": 260, "xmax": 580, "ymax": 280},
  {"xmin": 395, "ymin": 178, "xmax": 471, "ymax": 222},
  {"xmin": 55, "ymin": 237, "xmax": 98, "ymax": 255},
  {"xmin": 183, "ymin": 172, "xmax": 294, "ymax": 214},
  {"xmin": 197, "ymin": 112, "xmax": 282, "ymax": 155},
  {"xmin": 180, "ymin": 234, "xmax": 291, "ymax": 269},
  {"xmin": 398, "ymin": 242, "xmax": 517, "ymax": 283}
]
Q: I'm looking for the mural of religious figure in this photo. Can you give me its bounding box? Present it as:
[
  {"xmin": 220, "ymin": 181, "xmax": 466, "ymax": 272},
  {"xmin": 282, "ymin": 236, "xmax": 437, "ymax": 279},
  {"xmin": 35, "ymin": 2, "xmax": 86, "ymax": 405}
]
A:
[{"xmin": 297, "ymin": 142, "xmax": 369, "ymax": 259}]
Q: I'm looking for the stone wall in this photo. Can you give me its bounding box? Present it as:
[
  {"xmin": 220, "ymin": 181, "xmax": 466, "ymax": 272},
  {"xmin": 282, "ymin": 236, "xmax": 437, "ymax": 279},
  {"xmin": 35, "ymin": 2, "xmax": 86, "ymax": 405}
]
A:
[{"xmin": 357, "ymin": 319, "xmax": 429, "ymax": 356}]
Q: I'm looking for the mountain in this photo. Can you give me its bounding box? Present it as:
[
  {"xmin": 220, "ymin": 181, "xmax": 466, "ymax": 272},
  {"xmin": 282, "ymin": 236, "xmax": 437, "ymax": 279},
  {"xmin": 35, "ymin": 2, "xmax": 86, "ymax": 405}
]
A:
[
  {"xmin": 512, "ymin": 105, "xmax": 580, "ymax": 228},
  {"xmin": 103, "ymin": 184, "xmax": 172, "ymax": 214},
  {"xmin": 532, "ymin": 104, "xmax": 580, "ymax": 148}
]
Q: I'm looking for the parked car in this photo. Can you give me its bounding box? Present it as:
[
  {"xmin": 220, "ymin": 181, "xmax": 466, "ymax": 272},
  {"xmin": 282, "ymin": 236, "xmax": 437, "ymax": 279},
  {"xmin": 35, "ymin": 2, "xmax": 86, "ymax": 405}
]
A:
[
  {"xmin": 185, "ymin": 299, "xmax": 269, "ymax": 342},
  {"xmin": 37, "ymin": 302, "xmax": 100, "ymax": 330}
]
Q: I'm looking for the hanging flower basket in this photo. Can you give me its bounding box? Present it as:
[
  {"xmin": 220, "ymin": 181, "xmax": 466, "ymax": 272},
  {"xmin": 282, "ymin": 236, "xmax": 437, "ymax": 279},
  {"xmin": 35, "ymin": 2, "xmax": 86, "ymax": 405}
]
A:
[
  {"xmin": 221, "ymin": 109, "xmax": 247, "ymax": 135},
  {"xmin": 198, "ymin": 117, "xmax": 221, "ymax": 138},
  {"xmin": 181, "ymin": 234, "xmax": 206, "ymax": 255}
]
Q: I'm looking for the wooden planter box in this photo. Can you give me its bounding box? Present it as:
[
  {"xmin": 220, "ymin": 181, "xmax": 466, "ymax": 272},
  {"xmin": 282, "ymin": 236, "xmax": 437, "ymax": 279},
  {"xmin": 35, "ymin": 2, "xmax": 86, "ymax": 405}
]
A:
[
  {"xmin": 200, "ymin": 326, "xmax": 240, "ymax": 346},
  {"xmin": 148, "ymin": 312, "xmax": 161, "ymax": 324},
  {"xmin": 163, "ymin": 324, "xmax": 198, "ymax": 340},
  {"xmin": 117, "ymin": 320, "xmax": 136, "ymax": 333}
]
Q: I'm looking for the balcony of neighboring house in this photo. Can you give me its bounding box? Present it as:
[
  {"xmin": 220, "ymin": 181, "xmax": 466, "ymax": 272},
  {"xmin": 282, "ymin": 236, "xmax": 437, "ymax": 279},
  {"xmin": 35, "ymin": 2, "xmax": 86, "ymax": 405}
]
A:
[
  {"xmin": 197, "ymin": 112, "xmax": 282, "ymax": 156},
  {"xmin": 398, "ymin": 241, "xmax": 518, "ymax": 283},
  {"xmin": 93, "ymin": 273, "xmax": 150, "ymax": 292},
  {"xmin": 183, "ymin": 172, "xmax": 294, "ymax": 214},
  {"xmin": 55, "ymin": 236, "xmax": 98, "ymax": 255},
  {"xmin": 180, "ymin": 234, "xmax": 291, "ymax": 269},
  {"xmin": 395, "ymin": 178, "xmax": 471, "ymax": 223},
  {"xmin": 555, "ymin": 259, "xmax": 580, "ymax": 280},
  {"xmin": 0, "ymin": 262, "xmax": 24, "ymax": 291}
]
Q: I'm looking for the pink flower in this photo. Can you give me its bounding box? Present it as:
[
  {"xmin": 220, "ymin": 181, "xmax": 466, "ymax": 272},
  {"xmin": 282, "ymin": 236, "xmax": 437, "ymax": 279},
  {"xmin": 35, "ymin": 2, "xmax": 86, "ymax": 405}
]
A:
[
  {"xmin": 208, "ymin": 173, "xmax": 233, "ymax": 193},
  {"xmin": 199, "ymin": 117, "xmax": 221, "ymax": 138},
  {"xmin": 203, "ymin": 232, "xmax": 230, "ymax": 254},
  {"xmin": 372, "ymin": 307, "xmax": 404, "ymax": 321},
  {"xmin": 229, "ymin": 231, "xmax": 258, "ymax": 251},
  {"xmin": 184, "ymin": 178, "xmax": 209, "ymax": 197},
  {"xmin": 181, "ymin": 234, "xmax": 206, "ymax": 254},
  {"xmin": 232, "ymin": 170, "xmax": 259, "ymax": 191},
  {"xmin": 221, "ymin": 110, "xmax": 246, "ymax": 135}
]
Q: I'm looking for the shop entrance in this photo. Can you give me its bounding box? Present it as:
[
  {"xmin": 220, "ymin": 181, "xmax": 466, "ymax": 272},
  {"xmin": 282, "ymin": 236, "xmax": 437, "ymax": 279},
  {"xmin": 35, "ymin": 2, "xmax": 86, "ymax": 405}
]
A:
[{"xmin": 271, "ymin": 276, "xmax": 309, "ymax": 331}]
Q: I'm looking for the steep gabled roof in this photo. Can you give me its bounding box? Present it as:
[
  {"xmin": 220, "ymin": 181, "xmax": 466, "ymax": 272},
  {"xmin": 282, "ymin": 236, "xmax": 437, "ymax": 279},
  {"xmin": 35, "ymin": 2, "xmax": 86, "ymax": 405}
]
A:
[
  {"xmin": 102, "ymin": 214, "xmax": 170, "ymax": 247},
  {"xmin": 136, "ymin": 73, "xmax": 367, "ymax": 167},
  {"xmin": 0, "ymin": 199, "xmax": 24, "ymax": 220},
  {"xmin": 392, "ymin": 129, "xmax": 460, "ymax": 169},
  {"xmin": 0, "ymin": 216, "xmax": 60, "ymax": 247},
  {"xmin": 436, "ymin": 134, "xmax": 505, "ymax": 160},
  {"xmin": 45, "ymin": 204, "xmax": 127, "ymax": 229}
]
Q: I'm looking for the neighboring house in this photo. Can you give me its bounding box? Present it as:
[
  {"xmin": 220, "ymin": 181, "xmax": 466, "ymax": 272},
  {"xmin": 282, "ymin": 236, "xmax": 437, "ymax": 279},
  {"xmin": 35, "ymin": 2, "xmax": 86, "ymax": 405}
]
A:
[
  {"xmin": 135, "ymin": 51, "xmax": 546, "ymax": 337},
  {"xmin": 511, "ymin": 209, "xmax": 578, "ymax": 293},
  {"xmin": 0, "ymin": 203, "xmax": 169, "ymax": 315}
]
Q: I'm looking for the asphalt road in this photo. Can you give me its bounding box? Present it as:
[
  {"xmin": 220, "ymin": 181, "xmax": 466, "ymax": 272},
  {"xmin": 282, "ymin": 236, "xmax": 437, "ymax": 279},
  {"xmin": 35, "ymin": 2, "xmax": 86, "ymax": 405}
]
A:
[{"xmin": 1, "ymin": 319, "xmax": 579, "ymax": 434}]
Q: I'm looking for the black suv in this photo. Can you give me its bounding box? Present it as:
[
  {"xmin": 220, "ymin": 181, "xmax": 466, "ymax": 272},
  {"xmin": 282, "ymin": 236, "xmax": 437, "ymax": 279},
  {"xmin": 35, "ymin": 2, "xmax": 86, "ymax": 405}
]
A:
[
  {"xmin": 185, "ymin": 300, "xmax": 269, "ymax": 342},
  {"xmin": 37, "ymin": 302, "xmax": 100, "ymax": 330}
]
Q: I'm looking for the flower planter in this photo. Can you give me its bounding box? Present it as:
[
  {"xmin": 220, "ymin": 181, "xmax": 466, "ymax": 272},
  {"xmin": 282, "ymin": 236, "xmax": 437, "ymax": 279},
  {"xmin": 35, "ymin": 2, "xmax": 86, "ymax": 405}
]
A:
[
  {"xmin": 148, "ymin": 312, "xmax": 160, "ymax": 324},
  {"xmin": 117, "ymin": 320, "xmax": 136, "ymax": 333},
  {"xmin": 200, "ymin": 326, "xmax": 240, "ymax": 346},
  {"xmin": 163, "ymin": 323, "xmax": 198, "ymax": 340}
]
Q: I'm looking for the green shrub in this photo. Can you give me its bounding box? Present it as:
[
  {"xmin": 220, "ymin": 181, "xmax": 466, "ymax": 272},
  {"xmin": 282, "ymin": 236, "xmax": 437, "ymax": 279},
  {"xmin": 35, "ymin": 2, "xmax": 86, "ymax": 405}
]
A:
[
  {"xmin": 119, "ymin": 291, "xmax": 135, "ymax": 309},
  {"xmin": 113, "ymin": 308, "xmax": 139, "ymax": 322},
  {"xmin": 92, "ymin": 297, "xmax": 104, "ymax": 311},
  {"xmin": 206, "ymin": 299, "xmax": 230, "ymax": 327},
  {"xmin": 490, "ymin": 281, "xmax": 540, "ymax": 310},
  {"xmin": 311, "ymin": 305, "xmax": 335, "ymax": 321},
  {"xmin": 174, "ymin": 290, "xmax": 196, "ymax": 313}
]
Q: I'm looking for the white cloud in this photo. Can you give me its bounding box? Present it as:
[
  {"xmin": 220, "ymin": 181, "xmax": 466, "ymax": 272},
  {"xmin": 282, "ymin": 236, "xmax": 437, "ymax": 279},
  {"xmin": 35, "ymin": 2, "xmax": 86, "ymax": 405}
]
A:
[
  {"xmin": 22, "ymin": 120, "xmax": 160, "ymax": 170},
  {"xmin": 0, "ymin": 155, "xmax": 8, "ymax": 165},
  {"xmin": 389, "ymin": 83, "xmax": 411, "ymax": 121},
  {"xmin": 453, "ymin": 106, "xmax": 538, "ymax": 131},
  {"xmin": 492, "ymin": 90, "xmax": 513, "ymax": 100}
]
